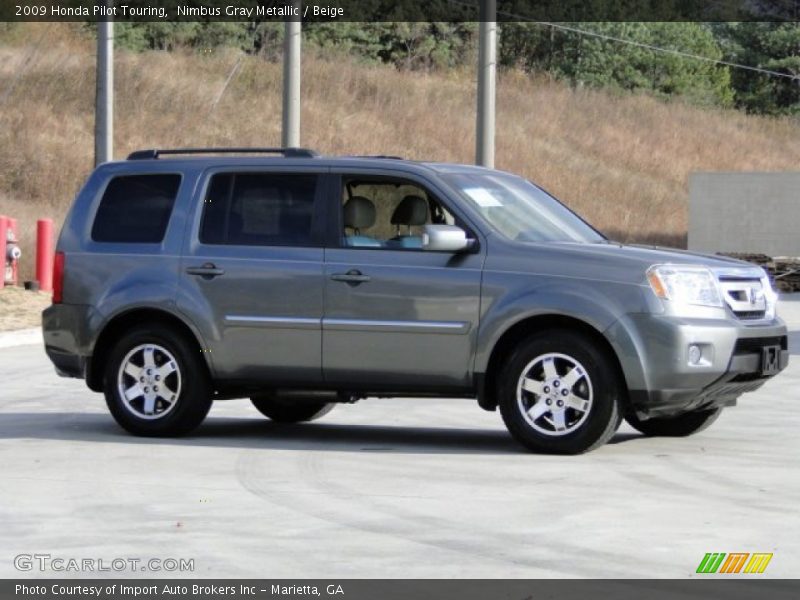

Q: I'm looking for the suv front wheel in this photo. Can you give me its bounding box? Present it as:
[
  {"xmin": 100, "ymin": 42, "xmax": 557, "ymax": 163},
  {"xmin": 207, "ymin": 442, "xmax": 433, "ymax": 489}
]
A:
[
  {"xmin": 104, "ymin": 326, "xmax": 212, "ymax": 436},
  {"xmin": 497, "ymin": 330, "xmax": 622, "ymax": 454}
]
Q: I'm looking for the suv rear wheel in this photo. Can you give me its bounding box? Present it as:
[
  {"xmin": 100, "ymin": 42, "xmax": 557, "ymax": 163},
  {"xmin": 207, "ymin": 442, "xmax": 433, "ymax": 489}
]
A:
[
  {"xmin": 625, "ymin": 407, "xmax": 722, "ymax": 437},
  {"xmin": 251, "ymin": 395, "xmax": 335, "ymax": 423},
  {"xmin": 497, "ymin": 330, "xmax": 622, "ymax": 454},
  {"xmin": 104, "ymin": 326, "xmax": 212, "ymax": 436}
]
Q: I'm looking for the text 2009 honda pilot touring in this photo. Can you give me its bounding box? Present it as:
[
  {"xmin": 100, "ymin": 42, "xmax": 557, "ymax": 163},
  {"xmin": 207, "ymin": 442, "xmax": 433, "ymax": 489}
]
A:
[{"xmin": 43, "ymin": 148, "xmax": 789, "ymax": 454}]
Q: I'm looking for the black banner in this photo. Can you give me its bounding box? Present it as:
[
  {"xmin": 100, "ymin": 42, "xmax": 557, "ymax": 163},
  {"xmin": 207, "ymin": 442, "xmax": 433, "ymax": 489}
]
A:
[
  {"xmin": 3, "ymin": 580, "xmax": 800, "ymax": 600},
  {"xmin": 2, "ymin": 0, "xmax": 800, "ymax": 23}
]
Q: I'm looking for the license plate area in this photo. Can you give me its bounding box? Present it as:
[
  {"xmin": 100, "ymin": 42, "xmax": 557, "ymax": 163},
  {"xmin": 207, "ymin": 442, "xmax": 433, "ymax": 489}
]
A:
[{"xmin": 762, "ymin": 345, "xmax": 781, "ymax": 376}]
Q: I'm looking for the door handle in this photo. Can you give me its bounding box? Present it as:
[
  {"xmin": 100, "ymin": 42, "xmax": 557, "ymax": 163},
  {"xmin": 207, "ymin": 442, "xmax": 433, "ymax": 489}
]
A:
[
  {"xmin": 330, "ymin": 270, "xmax": 371, "ymax": 284},
  {"xmin": 186, "ymin": 263, "xmax": 225, "ymax": 279}
]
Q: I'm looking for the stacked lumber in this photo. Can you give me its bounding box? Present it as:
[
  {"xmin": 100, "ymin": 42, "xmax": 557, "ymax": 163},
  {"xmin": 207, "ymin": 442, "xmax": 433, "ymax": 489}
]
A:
[
  {"xmin": 717, "ymin": 253, "xmax": 800, "ymax": 292},
  {"xmin": 772, "ymin": 257, "xmax": 800, "ymax": 292}
]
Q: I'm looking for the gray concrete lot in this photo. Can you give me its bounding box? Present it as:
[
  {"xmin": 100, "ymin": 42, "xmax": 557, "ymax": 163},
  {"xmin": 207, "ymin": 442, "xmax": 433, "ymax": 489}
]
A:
[{"xmin": 1, "ymin": 297, "xmax": 799, "ymax": 579}]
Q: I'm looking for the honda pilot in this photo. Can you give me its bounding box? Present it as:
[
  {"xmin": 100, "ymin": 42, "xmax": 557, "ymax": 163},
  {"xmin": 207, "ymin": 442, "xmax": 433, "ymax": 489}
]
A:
[{"xmin": 42, "ymin": 148, "xmax": 789, "ymax": 453}]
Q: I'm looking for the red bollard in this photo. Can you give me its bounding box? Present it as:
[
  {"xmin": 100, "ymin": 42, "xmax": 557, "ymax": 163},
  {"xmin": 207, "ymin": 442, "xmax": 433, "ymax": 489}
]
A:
[
  {"xmin": 36, "ymin": 219, "xmax": 55, "ymax": 292},
  {"xmin": 0, "ymin": 216, "xmax": 6, "ymax": 290}
]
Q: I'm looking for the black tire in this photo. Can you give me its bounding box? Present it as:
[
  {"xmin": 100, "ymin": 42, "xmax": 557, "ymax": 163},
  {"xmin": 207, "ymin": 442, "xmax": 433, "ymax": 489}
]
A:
[
  {"xmin": 251, "ymin": 395, "xmax": 335, "ymax": 423},
  {"xmin": 625, "ymin": 408, "xmax": 722, "ymax": 437},
  {"xmin": 497, "ymin": 329, "xmax": 623, "ymax": 454},
  {"xmin": 104, "ymin": 325, "xmax": 212, "ymax": 436}
]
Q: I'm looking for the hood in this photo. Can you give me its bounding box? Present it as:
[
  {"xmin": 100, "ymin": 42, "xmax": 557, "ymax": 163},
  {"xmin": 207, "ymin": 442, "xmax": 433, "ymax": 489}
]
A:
[
  {"xmin": 574, "ymin": 242, "xmax": 748, "ymax": 269},
  {"xmin": 494, "ymin": 239, "xmax": 760, "ymax": 285}
]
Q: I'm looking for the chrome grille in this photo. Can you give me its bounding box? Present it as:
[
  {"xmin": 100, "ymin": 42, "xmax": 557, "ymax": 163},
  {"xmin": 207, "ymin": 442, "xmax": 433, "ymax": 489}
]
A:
[{"xmin": 718, "ymin": 278, "xmax": 767, "ymax": 320}]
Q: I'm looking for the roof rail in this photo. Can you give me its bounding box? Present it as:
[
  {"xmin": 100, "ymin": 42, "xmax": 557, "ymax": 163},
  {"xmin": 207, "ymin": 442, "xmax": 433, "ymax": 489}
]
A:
[
  {"xmin": 126, "ymin": 147, "xmax": 319, "ymax": 160},
  {"xmin": 349, "ymin": 154, "xmax": 404, "ymax": 160}
]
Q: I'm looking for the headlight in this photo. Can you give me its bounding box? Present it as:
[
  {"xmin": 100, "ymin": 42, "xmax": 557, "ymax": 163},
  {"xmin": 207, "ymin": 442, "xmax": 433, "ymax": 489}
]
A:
[
  {"xmin": 646, "ymin": 265, "xmax": 722, "ymax": 309},
  {"xmin": 761, "ymin": 271, "xmax": 779, "ymax": 320}
]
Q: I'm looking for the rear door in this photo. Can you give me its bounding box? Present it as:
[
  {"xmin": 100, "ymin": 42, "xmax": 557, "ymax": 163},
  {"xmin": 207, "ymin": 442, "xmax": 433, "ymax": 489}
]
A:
[
  {"xmin": 177, "ymin": 167, "xmax": 328, "ymax": 384},
  {"xmin": 322, "ymin": 170, "xmax": 484, "ymax": 390}
]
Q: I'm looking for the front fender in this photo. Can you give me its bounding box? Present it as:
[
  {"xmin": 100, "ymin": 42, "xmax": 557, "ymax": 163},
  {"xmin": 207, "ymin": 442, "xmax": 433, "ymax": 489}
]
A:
[{"xmin": 474, "ymin": 272, "xmax": 649, "ymax": 381}]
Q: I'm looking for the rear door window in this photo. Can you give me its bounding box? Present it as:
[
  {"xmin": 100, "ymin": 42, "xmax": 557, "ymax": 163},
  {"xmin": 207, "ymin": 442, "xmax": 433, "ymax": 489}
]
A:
[
  {"xmin": 92, "ymin": 174, "xmax": 181, "ymax": 243},
  {"xmin": 199, "ymin": 172, "xmax": 319, "ymax": 247}
]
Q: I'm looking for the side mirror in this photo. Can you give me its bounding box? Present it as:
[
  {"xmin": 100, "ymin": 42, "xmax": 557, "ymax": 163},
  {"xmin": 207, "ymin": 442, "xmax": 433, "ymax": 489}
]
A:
[{"xmin": 422, "ymin": 225, "xmax": 474, "ymax": 253}]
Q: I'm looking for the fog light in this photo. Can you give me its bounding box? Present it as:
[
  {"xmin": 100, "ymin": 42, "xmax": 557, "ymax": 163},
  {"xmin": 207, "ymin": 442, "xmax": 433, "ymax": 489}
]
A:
[{"xmin": 688, "ymin": 344, "xmax": 702, "ymax": 365}]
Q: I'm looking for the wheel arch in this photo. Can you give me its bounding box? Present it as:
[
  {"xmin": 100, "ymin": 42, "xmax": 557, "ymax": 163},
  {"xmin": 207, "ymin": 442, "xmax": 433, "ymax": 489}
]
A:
[
  {"xmin": 477, "ymin": 314, "xmax": 629, "ymax": 412},
  {"xmin": 87, "ymin": 307, "xmax": 212, "ymax": 392}
]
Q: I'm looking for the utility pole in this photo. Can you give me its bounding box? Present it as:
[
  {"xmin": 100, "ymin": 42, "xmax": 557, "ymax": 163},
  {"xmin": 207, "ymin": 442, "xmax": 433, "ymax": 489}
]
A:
[
  {"xmin": 475, "ymin": 0, "xmax": 497, "ymax": 168},
  {"xmin": 281, "ymin": 2, "xmax": 302, "ymax": 148},
  {"xmin": 95, "ymin": 16, "xmax": 114, "ymax": 166}
]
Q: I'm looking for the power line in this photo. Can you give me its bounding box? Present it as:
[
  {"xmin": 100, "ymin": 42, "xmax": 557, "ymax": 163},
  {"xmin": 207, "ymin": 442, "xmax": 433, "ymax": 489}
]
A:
[
  {"xmin": 209, "ymin": 54, "xmax": 244, "ymax": 115},
  {"xmin": 528, "ymin": 21, "xmax": 800, "ymax": 82},
  {"xmin": 445, "ymin": 0, "xmax": 800, "ymax": 82}
]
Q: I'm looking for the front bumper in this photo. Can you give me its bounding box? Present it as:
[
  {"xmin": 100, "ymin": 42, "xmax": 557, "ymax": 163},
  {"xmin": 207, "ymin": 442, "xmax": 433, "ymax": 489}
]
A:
[{"xmin": 608, "ymin": 313, "xmax": 789, "ymax": 419}]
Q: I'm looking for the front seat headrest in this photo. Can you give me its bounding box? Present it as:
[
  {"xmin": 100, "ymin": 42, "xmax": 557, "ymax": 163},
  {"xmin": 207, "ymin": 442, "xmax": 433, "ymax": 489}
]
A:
[
  {"xmin": 391, "ymin": 195, "xmax": 428, "ymax": 226},
  {"xmin": 343, "ymin": 196, "xmax": 376, "ymax": 229}
]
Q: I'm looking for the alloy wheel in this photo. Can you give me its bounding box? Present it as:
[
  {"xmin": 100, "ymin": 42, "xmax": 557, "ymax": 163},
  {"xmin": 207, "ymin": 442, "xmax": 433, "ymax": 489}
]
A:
[
  {"xmin": 116, "ymin": 343, "xmax": 182, "ymax": 420},
  {"xmin": 515, "ymin": 352, "xmax": 593, "ymax": 436}
]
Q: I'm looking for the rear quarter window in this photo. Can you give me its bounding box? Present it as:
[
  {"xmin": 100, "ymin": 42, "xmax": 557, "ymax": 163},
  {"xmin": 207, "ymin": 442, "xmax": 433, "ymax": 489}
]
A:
[{"xmin": 91, "ymin": 174, "xmax": 181, "ymax": 243}]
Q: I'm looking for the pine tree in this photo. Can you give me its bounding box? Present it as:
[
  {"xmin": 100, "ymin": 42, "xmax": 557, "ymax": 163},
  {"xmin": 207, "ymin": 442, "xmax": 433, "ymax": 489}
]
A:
[{"xmin": 715, "ymin": 22, "xmax": 800, "ymax": 115}]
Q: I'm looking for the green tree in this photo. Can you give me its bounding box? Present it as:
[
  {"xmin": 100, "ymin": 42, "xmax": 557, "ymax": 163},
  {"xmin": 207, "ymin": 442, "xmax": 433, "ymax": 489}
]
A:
[
  {"xmin": 501, "ymin": 22, "xmax": 733, "ymax": 107},
  {"xmin": 375, "ymin": 22, "xmax": 477, "ymax": 70},
  {"xmin": 114, "ymin": 22, "xmax": 255, "ymax": 52},
  {"xmin": 303, "ymin": 22, "xmax": 386, "ymax": 62},
  {"xmin": 715, "ymin": 22, "xmax": 800, "ymax": 115}
]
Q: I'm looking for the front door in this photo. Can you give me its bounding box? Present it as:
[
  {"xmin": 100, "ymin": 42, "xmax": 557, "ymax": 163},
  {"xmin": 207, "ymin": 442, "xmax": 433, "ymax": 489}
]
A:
[
  {"xmin": 322, "ymin": 172, "xmax": 483, "ymax": 389},
  {"xmin": 178, "ymin": 168, "xmax": 327, "ymax": 384}
]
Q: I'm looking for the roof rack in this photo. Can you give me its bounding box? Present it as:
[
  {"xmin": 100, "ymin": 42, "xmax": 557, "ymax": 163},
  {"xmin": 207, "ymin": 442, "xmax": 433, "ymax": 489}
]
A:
[
  {"xmin": 349, "ymin": 154, "xmax": 404, "ymax": 160},
  {"xmin": 126, "ymin": 147, "xmax": 319, "ymax": 160}
]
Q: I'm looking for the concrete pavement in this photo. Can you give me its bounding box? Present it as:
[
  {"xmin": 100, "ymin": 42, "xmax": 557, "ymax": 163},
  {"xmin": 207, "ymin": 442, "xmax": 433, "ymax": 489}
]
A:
[{"xmin": 1, "ymin": 297, "xmax": 798, "ymax": 578}]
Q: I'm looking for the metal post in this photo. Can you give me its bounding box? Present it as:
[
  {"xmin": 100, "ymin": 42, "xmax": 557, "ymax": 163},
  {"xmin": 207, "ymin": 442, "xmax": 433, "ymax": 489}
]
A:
[
  {"xmin": 475, "ymin": 0, "xmax": 497, "ymax": 168},
  {"xmin": 281, "ymin": 3, "xmax": 302, "ymax": 148},
  {"xmin": 95, "ymin": 15, "xmax": 114, "ymax": 166}
]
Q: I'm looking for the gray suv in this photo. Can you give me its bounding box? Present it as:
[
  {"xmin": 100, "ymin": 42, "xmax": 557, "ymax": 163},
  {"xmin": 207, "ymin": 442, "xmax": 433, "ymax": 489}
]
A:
[{"xmin": 43, "ymin": 148, "xmax": 789, "ymax": 454}]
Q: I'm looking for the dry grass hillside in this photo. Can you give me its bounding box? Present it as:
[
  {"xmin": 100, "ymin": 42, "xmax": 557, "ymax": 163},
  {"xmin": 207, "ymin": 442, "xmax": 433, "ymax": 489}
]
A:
[{"xmin": 2, "ymin": 23, "xmax": 800, "ymax": 281}]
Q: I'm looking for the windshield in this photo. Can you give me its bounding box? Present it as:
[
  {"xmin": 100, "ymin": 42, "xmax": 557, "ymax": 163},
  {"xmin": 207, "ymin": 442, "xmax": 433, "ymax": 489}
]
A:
[{"xmin": 442, "ymin": 172, "xmax": 605, "ymax": 243}]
